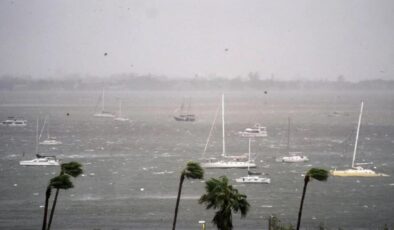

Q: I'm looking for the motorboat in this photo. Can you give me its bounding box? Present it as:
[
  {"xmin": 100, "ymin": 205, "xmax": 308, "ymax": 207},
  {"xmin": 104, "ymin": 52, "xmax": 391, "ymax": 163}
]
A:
[
  {"xmin": 20, "ymin": 155, "xmax": 60, "ymax": 166},
  {"xmin": 238, "ymin": 124, "xmax": 267, "ymax": 138},
  {"xmin": 1, "ymin": 117, "xmax": 27, "ymax": 127},
  {"xmin": 280, "ymin": 152, "xmax": 309, "ymax": 163}
]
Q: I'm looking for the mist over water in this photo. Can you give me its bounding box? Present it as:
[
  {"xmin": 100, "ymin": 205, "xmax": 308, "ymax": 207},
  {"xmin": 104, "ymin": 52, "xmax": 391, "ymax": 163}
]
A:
[{"xmin": 0, "ymin": 90, "xmax": 393, "ymax": 229}]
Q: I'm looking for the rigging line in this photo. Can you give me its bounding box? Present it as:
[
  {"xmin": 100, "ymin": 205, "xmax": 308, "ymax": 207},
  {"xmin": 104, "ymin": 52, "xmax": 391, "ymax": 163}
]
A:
[
  {"xmin": 202, "ymin": 101, "xmax": 221, "ymax": 158},
  {"xmin": 38, "ymin": 116, "xmax": 48, "ymax": 141}
]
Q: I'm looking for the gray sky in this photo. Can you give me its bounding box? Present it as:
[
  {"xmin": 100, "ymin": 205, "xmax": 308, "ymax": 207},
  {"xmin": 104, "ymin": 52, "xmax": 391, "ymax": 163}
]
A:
[{"xmin": 0, "ymin": 0, "xmax": 393, "ymax": 81}]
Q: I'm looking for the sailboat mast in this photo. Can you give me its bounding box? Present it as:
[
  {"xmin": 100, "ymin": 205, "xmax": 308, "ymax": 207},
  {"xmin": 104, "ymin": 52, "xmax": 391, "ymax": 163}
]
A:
[
  {"xmin": 102, "ymin": 90, "xmax": 105, "ymax": 111},
  {"xmin": 287, "ymin": 117, "xmax": 291, "ymax": 153},
  {"xmin": 248, "ymin": 138, "xmax": 251, "ymax": 171},
  {"xmin": 352, "ymin": 101, "xmax": 364, "ymax": 168},
  {"xmin": 47, "ymin": 117, "xmax": 50, "ymax": 138},
  {"xmin": 35, "ymin": 118, "xmax": 39, "ymax": 155},
  {"xmin": 222, "ymin": 94, "xmax": 226, "ymax": 157},
  {"xmin": 119, "ymin": 100, "xmax": 122, "ymax": 117}
]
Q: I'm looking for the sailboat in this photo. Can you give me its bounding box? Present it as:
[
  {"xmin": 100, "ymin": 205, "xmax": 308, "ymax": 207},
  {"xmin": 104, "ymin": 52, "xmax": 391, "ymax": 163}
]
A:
[
  {"xmin": 201, "ymin": 94, "xmax": 256, "ymax": 169},
  {"xmin": 93, "ymin": 90, "xmax": 115, "ymax": 118},
  {"xmin": 174, "ymin": 97, "xmax": 196, "ymax": 122},
  {"xmin": 39, "ymin": 116, "xmax": 62, "ymax": 145},
  {"xmin": 20, "ymin": 118, "xmax": 60, "ymax": 166},
  {"xmin": 114, "ymin": 99, "xmax": 129, "ymax": 121},
  {"xmin": 277, "ymin": 117, "xmax": 309, "ymax": 163},
  {"xmin": 235, "ymin": 138, "xmax": 270, "ymax": 184},
  {"xmin": 331, "ymin": 101, "xmax": 388, "ymax": 177}
]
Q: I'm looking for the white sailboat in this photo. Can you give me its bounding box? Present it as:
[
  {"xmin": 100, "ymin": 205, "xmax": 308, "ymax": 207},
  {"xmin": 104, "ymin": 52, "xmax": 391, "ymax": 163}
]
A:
[
  {"xmin": 20, "ymin": 118, "xmax": 60, "ymax": 166},
  {"xmin": 201, "ymin": 94, "xmax": 256, "ymax": 169},
  {"xmin": 236, "ymin": 138, "xmax": 270, "ymax": 184},
  {"xmin": 277, "ymin": 117, "xmax": 309, "ymax": 163},
  {"xmin": 114, "ymin": 99, "xmax": 129, "ymax": 121},
  {"xmin": 39, "ymin": 116, "xmax": 62, "ymax": 145},
  {"xmin": 93, "ymin": 90, "xmax": 115, "ymax": 118},
  {"xmin": 174, "ymin": 97, "xmax": 196, "ymax": 122},
  {"xmin": 331, "ymin": 101, "xmax": 388, "ymax": 177}
]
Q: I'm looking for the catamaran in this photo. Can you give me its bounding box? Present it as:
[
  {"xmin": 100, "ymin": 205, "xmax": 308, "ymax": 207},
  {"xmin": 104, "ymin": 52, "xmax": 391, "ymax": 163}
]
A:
[
  {"xmin": 19, "ymin": 118, "xmax": 60, "ymax": 166},
  {"xmin": 331, "ymin": 101, "xmax": 388, "ymax": 177},
  {"xmin": 277, "ymin": 117, "xmax": 309, "ymax": 163},
  {"xmin": 93, "ymin": 90, "xmax": 115, "ymax": 118},
  {"xmin": 235, "ymin": 138, "xmax": 270, "ymax": 184},
  {"xmin": 201, "ymin": 94, "xmax": 255, "ymax": 169}
]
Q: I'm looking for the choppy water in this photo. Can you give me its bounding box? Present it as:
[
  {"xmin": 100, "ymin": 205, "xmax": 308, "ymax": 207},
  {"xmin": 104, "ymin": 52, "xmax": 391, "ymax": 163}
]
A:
[{"xmin": 0, "ymin": 90, "xmax": 393, "ymax": 229}]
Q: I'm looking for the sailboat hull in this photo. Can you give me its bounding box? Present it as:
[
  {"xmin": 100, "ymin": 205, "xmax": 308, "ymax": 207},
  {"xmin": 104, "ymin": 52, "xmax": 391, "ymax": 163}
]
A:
[
  {"xmin": 235, "ymin": 176, "xmax": 270, "ymax": 184},
  {"xmin": 174, "ymin": 115, "xmax": 195, "ymax": 121},
  {"xmin": 94, "ymin": 112, "xmax": 115, "ymax": 118},
  {"xmin": 330, "ymin": 168, "xmax": 388, "ymax": 177},
  {"xmin": 202, "ymin": 161, "xmax": 256, "ymax": 169}
]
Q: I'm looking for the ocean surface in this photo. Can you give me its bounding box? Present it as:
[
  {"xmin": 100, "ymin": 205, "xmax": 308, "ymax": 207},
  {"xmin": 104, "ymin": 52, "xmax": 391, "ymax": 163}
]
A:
[{"xmin": 0, "ymin": 90, "xmax": 393, "ymax": 229}]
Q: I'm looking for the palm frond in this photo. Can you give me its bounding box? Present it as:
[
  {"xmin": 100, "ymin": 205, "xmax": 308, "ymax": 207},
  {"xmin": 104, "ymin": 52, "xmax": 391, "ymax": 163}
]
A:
[
  {"xmin": 50, "ymin": 175, "xmax": 73, "ymax": 190},
  {"xmin": 199, "ymin": 176, "xmax": 249, "ymax": 230},
  {"xmin": 307, "ymin": 168, "xmax": 329, "ymax": 181},
  {"xmin": 61, "ymin": 161, "xmax": 83, "ymax": 177},
  {"xmin": 184, "ymin": 161, "xmax": 204, "ymax": 179}
]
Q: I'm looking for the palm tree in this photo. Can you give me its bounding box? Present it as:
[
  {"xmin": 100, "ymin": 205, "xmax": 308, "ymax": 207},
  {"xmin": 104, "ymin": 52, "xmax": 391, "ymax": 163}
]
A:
[
  {"xmin": 172, "ymin": 161, "xmax": 204, "ymax": 230},
  {"xmin": 41, "ymin": 174, "xmax": 73, "ymax": 230},
  {"xmin": 42, "ymin": 186, "xmax": 51, "ymax": 230},
  {"xmin": 296, "ymin": 168, "xmax": 329, "ymax": 230},
  {"xmin": 199, "ymin": 176, "xmax": 250, "ymax": 230},
  {"xmin": 47, "ymin": 161, "xmax": 83, "ymax": 230}
]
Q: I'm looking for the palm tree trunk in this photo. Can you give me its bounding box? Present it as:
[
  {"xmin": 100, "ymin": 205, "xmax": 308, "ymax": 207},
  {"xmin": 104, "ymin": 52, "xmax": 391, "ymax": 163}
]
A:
[
  {"xmin": 172, "ymin": 174, "xmax": 185, "ymax": 230},
  {"xmin": 42, "ymin": 186, "xmax": 51, "ymax": 230},
  {"xmin": 296, "ymin": 176, "xmax": 309, "ymax": 230},
  {"xmin": 47, "ymin": 188, "xmax": 60, "ymax": 230}
]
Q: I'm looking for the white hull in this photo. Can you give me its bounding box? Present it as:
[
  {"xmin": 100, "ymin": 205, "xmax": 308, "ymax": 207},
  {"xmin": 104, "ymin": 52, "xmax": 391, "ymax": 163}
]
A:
[
  {"xmin": 19, "ymin": 158, "xmax": 60, "ymax": 166},
  {"xmin": 330, "ymin": 168, "xmax": 388, "ymax": 177},
  {"xmin": 279, "ymin": 155, "xmax": 309, "ymax": 163},
  {"xmin": 238, "ymin": 124, "xmax": 267, "ymax": 138},
  {"xmin": 332, "ymin": 102, "xmax": 388, "ymax": 177},
  {"xmin": 94, "ymin": 112, "xmax": 115, "ymax": 118},
  {"xmin": 235, "ymin": 176, "xmax": 271, "ymax": 184},
  {"xmin": 239, "ymin": 132, "xmax": 267, "ymax": 138},
  {"xmin": 1, "ymin": 118, "xmax": 27, "ymax": 127},
  {"xmin": 39, "ymin": 139, "xmax": 62, "ymax": 145},
  {"xmin": 202, "ymin": 160, "xmax": 256, "ymax": 169},
  {"xmin": 114, "ymin": 117, "xmax": 129, "ymax": 121}
]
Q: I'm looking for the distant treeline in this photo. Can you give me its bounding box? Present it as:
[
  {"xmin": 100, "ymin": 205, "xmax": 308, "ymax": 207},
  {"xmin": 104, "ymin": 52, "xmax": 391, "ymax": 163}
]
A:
[{"xmin": 1, "ymin": 73, "xmax": 393, "ymax": 91}]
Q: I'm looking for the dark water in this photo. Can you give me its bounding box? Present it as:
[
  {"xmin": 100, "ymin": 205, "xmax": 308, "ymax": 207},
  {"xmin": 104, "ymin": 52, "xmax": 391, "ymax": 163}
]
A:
[{"xmin": 0, "ymin": 90, "xmax": 393, "ymax": 229}]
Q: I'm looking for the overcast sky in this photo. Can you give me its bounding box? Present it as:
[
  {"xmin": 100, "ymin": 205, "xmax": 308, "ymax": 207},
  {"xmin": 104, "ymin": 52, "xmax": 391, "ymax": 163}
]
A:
[{"xmin": 0, "ymin": 0, "xmax": 393, "ymax": 81}]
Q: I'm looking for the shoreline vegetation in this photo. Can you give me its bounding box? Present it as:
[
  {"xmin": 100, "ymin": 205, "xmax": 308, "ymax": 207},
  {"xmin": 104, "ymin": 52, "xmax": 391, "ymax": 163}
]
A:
[{"xmin": 0, "ymin": 74, "xmax": 394, "ymax": 91}]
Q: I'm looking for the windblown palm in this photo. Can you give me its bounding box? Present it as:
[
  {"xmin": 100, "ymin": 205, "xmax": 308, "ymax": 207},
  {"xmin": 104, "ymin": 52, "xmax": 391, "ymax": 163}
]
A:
[
  {"xmin": 296, "ymin": 168, "xmax": 329, "ymax": 230},
  {"xmin": 46, "ymin": 161, "xmax": 83, "ymax": 230},
  {"xmin": 172, "ymin": 161, "xmax": 204, "ymax": 230},
  {"xmin": 199, "ymin": 176, "xmax": 250, "ymax": 230}
]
